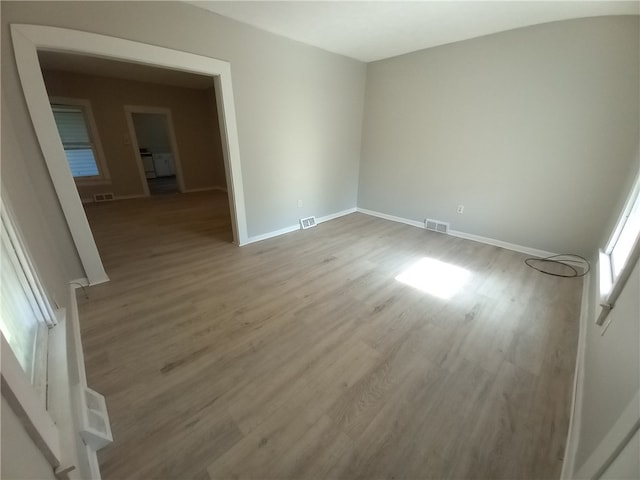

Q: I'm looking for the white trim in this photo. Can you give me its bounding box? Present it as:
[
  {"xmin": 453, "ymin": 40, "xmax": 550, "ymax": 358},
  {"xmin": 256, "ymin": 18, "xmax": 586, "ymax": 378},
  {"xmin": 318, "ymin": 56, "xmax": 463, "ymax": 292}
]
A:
[
  {"xmin": 561, "ymin": 272, "xmax": 591, "ymax": 479},
  {"xmin": 114, "ymin": 194, "xmax": 148, "ymax": 201},
  {"xmin": 318, "ymin": 207, "xmax": 358, "ymax": 224},
  {"xmin": 1, "ymin": 195, "xmax": 55, "ymax": 401},
  {"xmin": 357, "ymin": 207, "xmax": 425, "ymax": 229},
  {"xmin": 356, "ymin": 207, "xmax": 558, "ymax": 258},
  {"xmin": 1, "ymin": 332, "xmax": 62, "ymax": 468},
  {"xmin": 242, "ymin": 207, "xmax": 357, "ymax": 245},
  {"xmin": 243, "ymin": 224, "xmax": 301, "ymax": 245},
  {"xmin": 212, "ymin": 74, "xmax": 243, "ymax": 246},
  {"xmin": 604, "ymin": 159, "xmax": 640, "ymax": 254},
  {"xmin": 183, "ymin": 185, "xmax": 228, "ymax": 193},
  {"xmin": 11, "ymin": 27, "xmax": 108, "ymax": 285},
  {"xmin": 575, "ymin": 391, "xmax": 640, "ymax": 479},
  {"xmin": 49, "ymin": 96, "xmax": 111, "ymax": 185},
  {"xmin": 46, "ymin": 307, "xmax": 86, "ymax": 478},
  {"xmin": 68, "ymin": 280, "xmax": 102, "ymax": 478},
  {"xmin": 68, "ymin": 281, "xmax": 90, "ymax": 384},
  {"xmin": 124, "ymin": 105, "xmax": 186, "ymax": 195},
  {"xmin": 82, "ymin": 194, "xmax": 147, "ymax": 204},
  {"xmin": 447, "ymin": 229, "xmax": 557, "ymax": 258},
  {"xmin": 2, "ymin": 192, "xmax": 58, "ymax": 326},
  {"xmin": 11, "ymin": 24, "xmax": 248, "ymax": 282}
]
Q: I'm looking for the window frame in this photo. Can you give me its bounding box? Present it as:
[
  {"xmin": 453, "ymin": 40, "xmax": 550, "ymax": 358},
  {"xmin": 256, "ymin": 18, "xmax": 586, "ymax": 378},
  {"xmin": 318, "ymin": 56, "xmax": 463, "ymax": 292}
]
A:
[
  {"xmin": 0, "ymin": 196, "xmax": 63, "ymax": 467},
  {"xmin": 1, "ymin": 197, "xmax": 57, "ymax": 403},
  {"xmin": 2, "ymin": 218, "xmax": 50, "ymax": 400},
  {"xmin": 597, "ymin": 169, "xmax": 640, "ymax": 326},
  {"xmin": 49, "ymin": 96, "xmax": 110, "ymax": 185}
]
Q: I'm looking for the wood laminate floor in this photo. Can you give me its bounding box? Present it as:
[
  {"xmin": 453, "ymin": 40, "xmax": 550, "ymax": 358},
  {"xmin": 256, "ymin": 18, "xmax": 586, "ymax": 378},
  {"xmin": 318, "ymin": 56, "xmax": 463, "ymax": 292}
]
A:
[{"xmin": 78, "ymin": 191, "xmax": 581, "ymax": 480}]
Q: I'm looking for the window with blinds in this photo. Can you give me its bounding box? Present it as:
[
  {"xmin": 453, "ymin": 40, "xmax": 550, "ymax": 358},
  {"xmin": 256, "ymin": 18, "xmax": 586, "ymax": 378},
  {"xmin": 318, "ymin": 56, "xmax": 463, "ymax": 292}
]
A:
[{"xmin": 51, "ymin": 104, "xmax": 100, "ymax": 178}]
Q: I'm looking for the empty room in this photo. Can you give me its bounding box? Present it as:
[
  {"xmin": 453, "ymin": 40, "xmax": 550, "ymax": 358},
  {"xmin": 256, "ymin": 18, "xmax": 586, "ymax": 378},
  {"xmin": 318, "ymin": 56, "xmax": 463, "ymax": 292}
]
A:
[{"xmin": 1, "ymin": 2, "xmax": 638, "ymax": 480}]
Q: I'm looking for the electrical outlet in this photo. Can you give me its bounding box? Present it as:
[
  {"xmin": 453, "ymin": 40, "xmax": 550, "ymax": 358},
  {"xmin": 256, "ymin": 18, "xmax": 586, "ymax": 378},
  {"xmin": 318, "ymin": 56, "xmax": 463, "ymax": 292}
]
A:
[
  {"xmin": 297, "ymin": 199, "xmax": 303, "ymax": 208},
  {"xmin": 457, "ymin": 205, "xmax": 464, "ymax": 214}
]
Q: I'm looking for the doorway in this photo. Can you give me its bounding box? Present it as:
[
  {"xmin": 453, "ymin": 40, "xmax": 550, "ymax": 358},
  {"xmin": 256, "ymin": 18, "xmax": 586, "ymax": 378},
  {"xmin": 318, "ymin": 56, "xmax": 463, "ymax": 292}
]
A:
[
  {"xmin": 125, "ymin": 107, "xmax": 185, "ymax": 196},
  {"xmin": 12, "ymin": 25, "xmax": 249, "ymax": 284}
]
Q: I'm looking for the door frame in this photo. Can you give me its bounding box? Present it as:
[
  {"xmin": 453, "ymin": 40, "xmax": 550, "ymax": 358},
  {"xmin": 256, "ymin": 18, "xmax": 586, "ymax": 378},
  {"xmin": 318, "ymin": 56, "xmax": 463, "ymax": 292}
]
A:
[
  {"xmin": 11, "ymin": 24, "xmax": 248, "ymax": 285},
  {"xmin": 124, "ymin": 106, "xmax": 186, "ymax": 196}
]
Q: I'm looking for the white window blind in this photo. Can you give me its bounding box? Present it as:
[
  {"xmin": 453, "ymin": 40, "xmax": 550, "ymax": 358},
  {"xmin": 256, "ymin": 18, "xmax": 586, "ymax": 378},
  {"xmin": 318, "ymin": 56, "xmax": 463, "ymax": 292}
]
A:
[{"xmin": 52, "ymin": 105, "xmax": 100, "ymax": 178}]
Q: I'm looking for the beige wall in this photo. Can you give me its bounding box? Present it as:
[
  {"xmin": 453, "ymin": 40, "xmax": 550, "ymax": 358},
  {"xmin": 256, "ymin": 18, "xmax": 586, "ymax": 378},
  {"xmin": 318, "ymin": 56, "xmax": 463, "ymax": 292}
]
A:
[
  {"xmin": 359, "ymin": 16, "xmax": 640, "ymax": 256},
  {"xmin": 42, "ymin": 69, "xmax": 226, "ymax": 199},
  {"xmin": 0, "ymin": 92, "xmax": 83, "ymax": 299}
]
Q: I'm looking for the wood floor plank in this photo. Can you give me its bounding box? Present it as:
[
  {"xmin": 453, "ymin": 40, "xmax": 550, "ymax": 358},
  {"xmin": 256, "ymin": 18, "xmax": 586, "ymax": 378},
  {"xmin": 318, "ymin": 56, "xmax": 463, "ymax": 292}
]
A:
[{"xmin": 78, "ymin": 191, "xmax": 581, "ymax": 479}]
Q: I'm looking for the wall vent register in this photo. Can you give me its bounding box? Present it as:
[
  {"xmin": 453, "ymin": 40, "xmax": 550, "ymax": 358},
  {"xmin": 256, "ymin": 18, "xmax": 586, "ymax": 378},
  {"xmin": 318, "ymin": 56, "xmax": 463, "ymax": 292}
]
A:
[
  {"xmin": 425, "ymin": 218, "xmax": 450, "ymax": 234},
  {"xmin": 93, "ymin": 193, "xmax": 114, "ymax": 203},
  {"xmin": 300, "ymin": 216, "xmax": 317, "ymax": 230}
]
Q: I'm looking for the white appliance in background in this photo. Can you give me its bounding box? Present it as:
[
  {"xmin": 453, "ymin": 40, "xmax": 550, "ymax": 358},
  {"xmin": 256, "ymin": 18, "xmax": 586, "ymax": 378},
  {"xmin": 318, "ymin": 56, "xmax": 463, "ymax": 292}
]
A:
[
  {"xmin": 152, "ymin": 153, "xmax": 176, "ymax": 177},
  {"xmin": 141, "ymin": 152, "xmax": 156, "ymax": 179}
]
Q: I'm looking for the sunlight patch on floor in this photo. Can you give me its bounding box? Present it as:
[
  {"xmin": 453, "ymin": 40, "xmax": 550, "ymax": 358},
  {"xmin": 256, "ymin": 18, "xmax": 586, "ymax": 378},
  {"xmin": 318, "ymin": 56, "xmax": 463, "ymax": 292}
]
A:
[{"xmin": 395, "ymin": 257, "xmax": 471, "ymax": 299}]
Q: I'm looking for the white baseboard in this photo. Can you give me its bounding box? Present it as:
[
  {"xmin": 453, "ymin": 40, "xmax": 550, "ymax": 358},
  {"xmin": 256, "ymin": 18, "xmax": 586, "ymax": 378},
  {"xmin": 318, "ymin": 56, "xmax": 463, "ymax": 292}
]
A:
[
  {"xmin": 317, "ymin": 207, "xmax": 357, "ymax": 224},
  {"xmin": 183, "ymin": 186, "xmax": 227, "ymax": 193},
  {"xmin": 356, "ymin": 207, "xmax": 557, "ymax": 258},
  {"xmin": 70, "ymin": 277, "xmax": 90, "ymax": 288},
  {"xmin": 447, "ymin": 229, "xmax": 557, "ymax": 258},
  {"xmin": 242, "ymin": 207, "xmax": 357, "ymax": 246},
  {"xmin": 356, "ymin": 207, "xmax": 425, "ymax": 229},
  {"xmin": 561, "ymin": 272, "xmax": 591, "ymax": 479},
  {"xmin": 243, "ymin": 224, "xmax": 301, "ymax": 245},
  {"xmin": 115, "ymin": 194, "xmax": 146, "ymax": 201}
]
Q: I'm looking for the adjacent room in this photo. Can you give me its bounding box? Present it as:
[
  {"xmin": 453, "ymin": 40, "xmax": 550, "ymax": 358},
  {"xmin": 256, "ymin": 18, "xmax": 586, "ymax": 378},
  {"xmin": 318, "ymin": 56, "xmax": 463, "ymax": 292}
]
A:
[
  {"xmin": 1, "ymin": 2, "xmax": 638, "ymax": 480},
  {"xmin": 38, "ymin": 51, "xmax": 236, "ymax": 256}
]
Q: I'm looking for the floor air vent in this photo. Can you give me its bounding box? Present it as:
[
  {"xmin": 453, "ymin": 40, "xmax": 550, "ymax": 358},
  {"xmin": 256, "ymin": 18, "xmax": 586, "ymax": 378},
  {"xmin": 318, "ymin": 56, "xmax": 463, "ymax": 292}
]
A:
[
  {"xmin": 300, "ymin": 216, "xmax": 317, "ymax": 229},
  {"xmin": 93, "ymin": 193, "xmax": 114, "ymax": 202},
  {"xmin": 425, "ymin": 218, "xmax": 450, "ymax": 234},
  {"xmin": 77, "ymin": 386, "xmax": 113, "ymax": 450}
]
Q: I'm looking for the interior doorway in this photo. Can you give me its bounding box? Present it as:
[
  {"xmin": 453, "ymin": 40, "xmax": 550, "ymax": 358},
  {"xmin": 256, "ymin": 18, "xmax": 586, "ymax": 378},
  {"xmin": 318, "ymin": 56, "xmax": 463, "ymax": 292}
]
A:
[
  {"xmin": 12, "ymin": 25, "xmax": 249, "ymax": 284},
  {"xmin": 125, "ymin": 107, "xmax": 185, "ymax": 196}
]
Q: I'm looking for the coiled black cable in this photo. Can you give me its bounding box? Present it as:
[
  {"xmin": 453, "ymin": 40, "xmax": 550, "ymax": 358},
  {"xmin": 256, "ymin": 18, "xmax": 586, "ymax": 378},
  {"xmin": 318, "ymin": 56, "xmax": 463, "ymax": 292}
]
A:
[{"xmin": 524, "ymin": 253, "xmax": 590, "ymax": 278}]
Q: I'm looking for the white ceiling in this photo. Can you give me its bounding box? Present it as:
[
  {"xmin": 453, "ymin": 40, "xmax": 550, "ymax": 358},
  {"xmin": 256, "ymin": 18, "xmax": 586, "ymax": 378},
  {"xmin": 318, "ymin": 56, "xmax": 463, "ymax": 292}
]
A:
[{"xmin": 189, "ymin": 1, "xmax": 639, "ymax": 62}]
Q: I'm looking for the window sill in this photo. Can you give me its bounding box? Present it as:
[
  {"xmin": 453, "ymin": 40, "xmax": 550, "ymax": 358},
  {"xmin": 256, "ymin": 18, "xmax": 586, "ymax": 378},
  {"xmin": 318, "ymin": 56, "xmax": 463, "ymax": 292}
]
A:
[
  {"xmin": 597, "ymin": 240, "xmax": 640, "ymax": 330},
  {"xmin": 46, "ymin": 284, "xmax": 103, "ymax": 479}
]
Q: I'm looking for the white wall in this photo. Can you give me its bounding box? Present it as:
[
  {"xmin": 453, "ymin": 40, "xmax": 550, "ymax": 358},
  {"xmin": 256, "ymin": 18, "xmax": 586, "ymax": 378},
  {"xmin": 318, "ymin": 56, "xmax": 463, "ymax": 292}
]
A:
[
  {"xmin": 1, "ymin": 0, "xmax": 366, "ymax": 241},
  {"xmin": 359, "ymin": 16, "xmax": 639, "ymax": 256},
  {"xmin": 572, "ymin": 152, "xmax": 640, "ymax": 473},
  {"xmin": 601, "ymin": 428, "xmax": 640, "ymax": 479}
]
